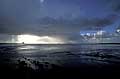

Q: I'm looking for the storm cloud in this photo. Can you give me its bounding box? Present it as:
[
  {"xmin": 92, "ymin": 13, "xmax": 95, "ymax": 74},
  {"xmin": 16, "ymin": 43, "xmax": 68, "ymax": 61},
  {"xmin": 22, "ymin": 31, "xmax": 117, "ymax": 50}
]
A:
[
  {"xmin": 0, "ymin": 14, "xmax": 118, "ymax": 35},
  {"xmin": 109, "ymin": 0, "xmax": 120, "ymax": 12},
  {"xmin": 0, "ymin": 0, "xmax": 120, "ymax": 43}
]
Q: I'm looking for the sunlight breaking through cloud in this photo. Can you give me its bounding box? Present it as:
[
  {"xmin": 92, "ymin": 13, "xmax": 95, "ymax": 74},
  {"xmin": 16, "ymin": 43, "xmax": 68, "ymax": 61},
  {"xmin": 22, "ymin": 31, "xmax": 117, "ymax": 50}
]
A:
[{"xmin": 17, "ymin": 34, "xmax": 65, "ymax": 44}]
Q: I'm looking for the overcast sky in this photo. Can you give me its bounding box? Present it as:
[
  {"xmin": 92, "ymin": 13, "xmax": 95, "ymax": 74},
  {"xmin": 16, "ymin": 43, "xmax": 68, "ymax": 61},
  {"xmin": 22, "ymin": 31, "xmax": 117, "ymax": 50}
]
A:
[{"xmin": 0, "ymin": 0, "xmax": 120, "ymax": 43}]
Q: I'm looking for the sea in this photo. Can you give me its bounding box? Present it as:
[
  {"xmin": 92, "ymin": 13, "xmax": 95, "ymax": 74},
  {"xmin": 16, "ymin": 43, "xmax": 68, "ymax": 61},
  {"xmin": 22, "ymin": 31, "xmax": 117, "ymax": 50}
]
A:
[{"xmin": 0, "ymin": 43, "xmax": 120, "ymax": 67}]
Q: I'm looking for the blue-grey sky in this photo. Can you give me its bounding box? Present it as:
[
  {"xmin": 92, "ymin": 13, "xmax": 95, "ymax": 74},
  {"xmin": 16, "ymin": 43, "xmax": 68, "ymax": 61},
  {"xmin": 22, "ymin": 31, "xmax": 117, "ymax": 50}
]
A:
[{"xmin": 0, "ymin": 0, "xmax": 120, "ymax": 43}]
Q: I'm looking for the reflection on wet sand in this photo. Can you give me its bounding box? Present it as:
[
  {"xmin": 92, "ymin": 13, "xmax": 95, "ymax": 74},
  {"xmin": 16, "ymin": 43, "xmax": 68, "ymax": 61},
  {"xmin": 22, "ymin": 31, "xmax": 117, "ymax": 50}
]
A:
[{"xmin": 0, "ymin": 44, "xmax": 120, "ymax": 78}]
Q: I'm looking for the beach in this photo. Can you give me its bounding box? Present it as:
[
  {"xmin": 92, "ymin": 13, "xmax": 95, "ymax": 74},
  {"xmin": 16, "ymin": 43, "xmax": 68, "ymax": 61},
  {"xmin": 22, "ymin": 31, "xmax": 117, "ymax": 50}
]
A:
[{"xmin": 0, "ymin": 44, "xmax": 120, "ymax": 78}]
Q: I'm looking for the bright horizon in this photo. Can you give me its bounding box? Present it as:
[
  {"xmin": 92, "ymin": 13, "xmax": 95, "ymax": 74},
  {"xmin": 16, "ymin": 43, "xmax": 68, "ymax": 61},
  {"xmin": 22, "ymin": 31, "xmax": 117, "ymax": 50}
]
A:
[{"xmin": 16, "ymin": 34, "xmax": 65, "ymax": 44}]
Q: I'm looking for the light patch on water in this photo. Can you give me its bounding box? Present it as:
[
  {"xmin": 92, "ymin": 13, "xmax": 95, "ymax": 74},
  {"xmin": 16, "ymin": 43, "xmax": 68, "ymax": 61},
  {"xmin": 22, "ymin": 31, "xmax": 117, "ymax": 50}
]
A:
[{"xmin": 18, "ymin": 45, "xmax": 36, "ymax": 50}]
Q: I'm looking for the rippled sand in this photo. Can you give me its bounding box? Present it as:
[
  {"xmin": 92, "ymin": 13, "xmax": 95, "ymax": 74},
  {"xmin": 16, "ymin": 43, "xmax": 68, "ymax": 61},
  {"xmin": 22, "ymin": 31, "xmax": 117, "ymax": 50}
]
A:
[{"xmin": 0, "ymin": 44, "xmax": 120, "ymax": 78}]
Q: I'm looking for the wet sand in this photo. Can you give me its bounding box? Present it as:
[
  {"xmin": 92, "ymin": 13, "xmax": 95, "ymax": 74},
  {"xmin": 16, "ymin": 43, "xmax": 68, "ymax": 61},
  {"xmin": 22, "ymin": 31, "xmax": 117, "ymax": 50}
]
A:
[
  {"xmin": 0, "ymin": 44, "xmax": 120, "ymax": 78},
  {"xmin": 0, "ymin": 55, "xmax": 120, "ymax": 79}
]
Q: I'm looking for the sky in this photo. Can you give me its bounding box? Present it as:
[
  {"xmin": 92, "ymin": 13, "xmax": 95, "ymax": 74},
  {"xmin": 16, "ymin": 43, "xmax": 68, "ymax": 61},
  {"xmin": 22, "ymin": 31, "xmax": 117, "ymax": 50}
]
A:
[{"xmin": 0, "ymin": 0, "xmax": 120, "ymax": 43}]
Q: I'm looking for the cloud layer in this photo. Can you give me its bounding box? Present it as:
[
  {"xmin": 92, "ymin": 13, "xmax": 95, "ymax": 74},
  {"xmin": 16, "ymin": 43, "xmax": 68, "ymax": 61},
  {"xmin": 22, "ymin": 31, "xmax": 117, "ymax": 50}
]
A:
[{"xmin": 0, "ymin": 0, "xmax": 120, "ymax": 43}]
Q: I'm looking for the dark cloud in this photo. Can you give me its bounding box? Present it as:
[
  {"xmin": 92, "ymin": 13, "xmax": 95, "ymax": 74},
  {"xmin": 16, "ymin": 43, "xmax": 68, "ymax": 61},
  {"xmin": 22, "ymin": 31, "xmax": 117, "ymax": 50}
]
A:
[
  {"xmin": 0, "ymin": 0, "xmax": 120, "ymax": 43},
  {"xmin": 0, "ymin": 14, "xmax": 118, "ymax": 35},
  {"xmin": 79, "ymin": 14, "xmax": 119, "ymax": 30},
  {"xmin": 36, "ymin": 14, "xmax": 118, "ymax": 32},
  {"xmin": 0, "ymin": 0, "xmax": 40, "ymax": 24},
  {"xmin": 106, "ymin": 0, "xmax": 120, "ymax": 12},
  {"xmin": 112, "ymin": 4, "xmax": 120, "ymax": 12},
  {"xmin": 0, "ymin": 0, "xmax": 118, "ymax": 35}
]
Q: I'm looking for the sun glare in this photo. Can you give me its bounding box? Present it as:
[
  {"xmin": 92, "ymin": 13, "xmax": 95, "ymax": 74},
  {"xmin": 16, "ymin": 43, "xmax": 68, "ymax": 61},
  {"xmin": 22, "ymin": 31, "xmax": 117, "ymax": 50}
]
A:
[{"xmin": 17, "ymin": 34, "xmax": 64, "ymax": 44}]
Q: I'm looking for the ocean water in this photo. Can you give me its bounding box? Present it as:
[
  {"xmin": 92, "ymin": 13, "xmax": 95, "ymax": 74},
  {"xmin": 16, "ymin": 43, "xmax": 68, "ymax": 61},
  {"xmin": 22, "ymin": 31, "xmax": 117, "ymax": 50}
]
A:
[{"xmin": 0, "ymin": 44, "xmax": 120, "ymax": 68}]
